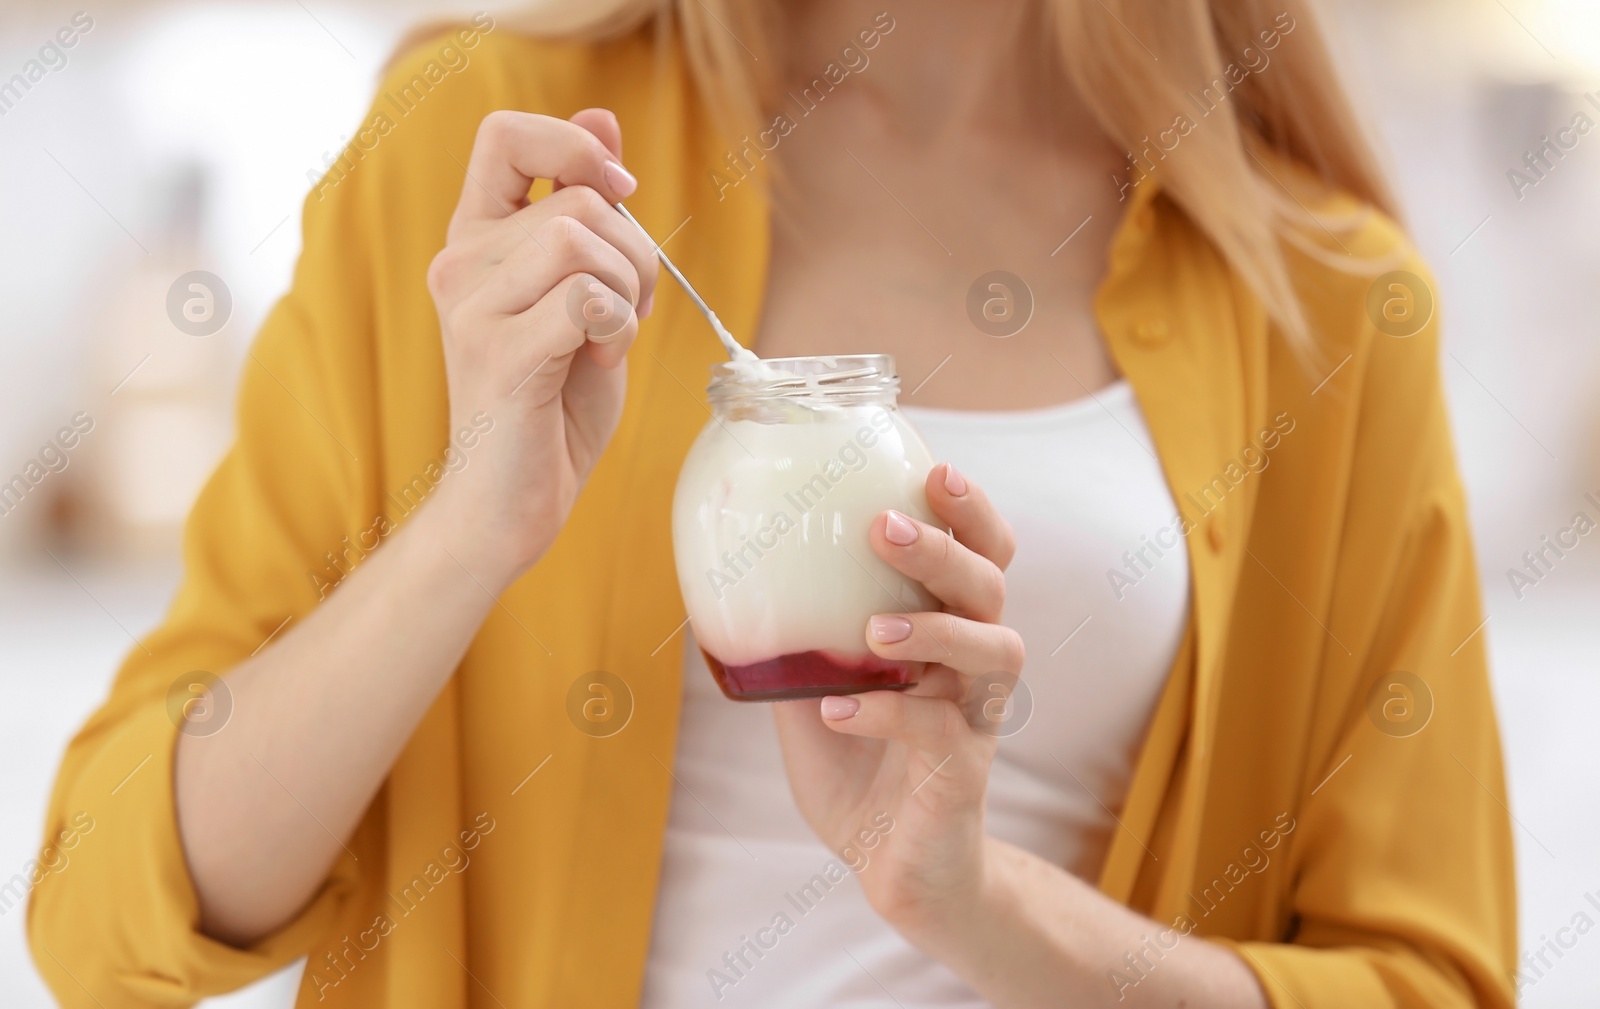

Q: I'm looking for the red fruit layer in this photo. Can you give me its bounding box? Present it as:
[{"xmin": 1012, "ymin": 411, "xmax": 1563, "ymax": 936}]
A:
[{"xmin": 702, "ymin": 648, "xmax": 918, "ymax": 702}]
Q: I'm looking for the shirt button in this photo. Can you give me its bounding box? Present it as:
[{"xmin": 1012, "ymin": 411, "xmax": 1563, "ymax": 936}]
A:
[
  {"xmin": 1130, "ymin": 317, "xmax": 1169, "ymax": 348},
  {"xmin": 1206, "ymin": 513, "xmax": 1225, "ymax": 552}
]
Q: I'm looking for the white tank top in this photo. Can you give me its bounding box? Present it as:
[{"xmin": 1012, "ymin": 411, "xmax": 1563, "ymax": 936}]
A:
[{"xmin": 641, "ymin": 381, "xmax": 1190, "ymax": 1008}]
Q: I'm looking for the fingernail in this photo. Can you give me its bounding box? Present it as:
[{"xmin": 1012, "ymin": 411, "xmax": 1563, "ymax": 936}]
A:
[
  {"xmin": 884, "ymin": 510, "xmax": 919, "ymax": 546},
  {"xmin": 870, "ymin": 614, "xmax": 913, "ymax": 643},
  {"xmin": 604, "ymin": 160, "xmax": 638, "ymax": 198},
  {"xmin": 820, "ymin": 695, "xmax": 860, "ymax": 720},
  {"xmin": 943, "ymin": 463, "xmax": 968, "ymax": 497},
  {"xmin": 638, "ymin": 290, "xmax": 654, "ymax": 319}
]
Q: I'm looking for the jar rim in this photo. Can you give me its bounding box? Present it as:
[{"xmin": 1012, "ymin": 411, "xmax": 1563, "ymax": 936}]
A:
[{"xmin": 707, "ymin": 354, "xmax": 900, "ymax": 406}]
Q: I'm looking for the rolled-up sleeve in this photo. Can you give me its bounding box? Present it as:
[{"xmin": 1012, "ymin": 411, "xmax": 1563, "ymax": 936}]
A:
[{"xmin": 23, "ymin": 49, "xmax": 418, "ymax": 1007}]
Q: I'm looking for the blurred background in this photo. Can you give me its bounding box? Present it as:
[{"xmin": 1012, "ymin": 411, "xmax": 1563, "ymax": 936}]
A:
[{"xmin": 0, "ymin": 0, "xmax": 1596, "ymax": 1005}]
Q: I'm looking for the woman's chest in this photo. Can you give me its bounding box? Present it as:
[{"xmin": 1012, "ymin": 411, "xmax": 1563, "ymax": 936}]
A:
[{"xmin": 748, "ymin": 153, "xmax": 1127, "ymax": 410}]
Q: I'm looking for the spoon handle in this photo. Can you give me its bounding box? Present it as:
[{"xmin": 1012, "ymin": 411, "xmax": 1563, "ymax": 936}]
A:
[{"xmin": 613, "ymin": 202, "xmax": 751, "ymax": 361}]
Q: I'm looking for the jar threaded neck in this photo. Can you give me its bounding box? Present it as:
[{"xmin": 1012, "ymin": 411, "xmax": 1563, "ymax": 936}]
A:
[{"xmin": 707, "ymin": 354, "xmax": 900, "ymax": 411}]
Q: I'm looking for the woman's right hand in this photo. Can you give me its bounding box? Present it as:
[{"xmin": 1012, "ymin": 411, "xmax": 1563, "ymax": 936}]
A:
[
  {"xmin": 426, "ymin": 107, "xmax": 659, "ymax": 591},
  {"xmin": 174, "ymin": 109, "xmax": 660, "ymax": 950}
]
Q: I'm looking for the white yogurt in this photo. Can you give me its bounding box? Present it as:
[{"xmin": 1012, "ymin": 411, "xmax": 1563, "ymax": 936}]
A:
[{"xmin": 672, "ymin": 403, "xmax": 939, "ymax": 668}]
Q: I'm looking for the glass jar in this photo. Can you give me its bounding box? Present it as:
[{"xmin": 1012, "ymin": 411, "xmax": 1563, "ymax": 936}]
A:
[{"xmin": 672, "ymin": 355, "xmax": 939, "ymax": 701}]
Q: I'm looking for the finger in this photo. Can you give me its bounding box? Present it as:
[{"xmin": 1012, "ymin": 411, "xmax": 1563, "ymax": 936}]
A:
[
  {"xmin": 866, "ymin": 612, "xmax": 1024, "ymax": 676},
  {"xmin": 564, "ymin": 108, "xmax": 622, "ymax": 170},
  {"xmin": 924, "ymin": 463, "xmax": 1016, "ymax": 571},
  {"xmin": 471, "ymin": 215, "xmax": 640, "ymax": 318},
  {"xmin": 819, "ymin": 691, "xmax": 983, "ymax": 771},
  {"xmin": 508, "ymin": 272, "xmax": 639, "ymax": 373},
  {"xmin": 453, "ymin": 111, "xmax": 637, "ymax": 228},
  {"xmin": 562, "ymin": 109, "xmax": 659, "ymax": 320},
  {"xmin": 869, "ymin": 510, "xmax": 1006, "ymax": 622},
  {"xmin": 904, "ymin": 664, "xmax": 964, "ymax": 703},
  {"xmin": 482, "ymin": 276, "xmax": 636, "ymax": 407},
  {"xmin": 468, "ymin": 186, "xmax": 658, "ymax": 309}
]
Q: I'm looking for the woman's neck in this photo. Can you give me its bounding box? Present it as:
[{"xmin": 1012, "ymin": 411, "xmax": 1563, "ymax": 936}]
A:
[{"xmin": 774, "ymin": 0, "xmax": 1099, "ymax": 146}]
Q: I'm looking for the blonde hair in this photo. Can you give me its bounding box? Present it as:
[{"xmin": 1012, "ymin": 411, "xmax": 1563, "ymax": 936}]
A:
[{"xmin": 474, "ymin": 0, "xmax": 1400, "ymax": 357}]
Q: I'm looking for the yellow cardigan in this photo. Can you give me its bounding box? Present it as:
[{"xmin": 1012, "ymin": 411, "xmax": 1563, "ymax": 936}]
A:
[{"xmin": 30, "ymin": 25, "xmax": 1517, "ymax": 1009}]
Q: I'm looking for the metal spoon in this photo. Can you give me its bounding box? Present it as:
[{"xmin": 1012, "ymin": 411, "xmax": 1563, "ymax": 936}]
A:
[{"xmin": 613, "ymin": 202, "xmax": 755, "ymax": 362}]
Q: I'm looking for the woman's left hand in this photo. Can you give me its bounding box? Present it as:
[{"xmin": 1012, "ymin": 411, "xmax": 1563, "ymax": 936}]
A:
[{"xmin": 772, "ymin": 462, "xmax": 1023, "ymax": 933}]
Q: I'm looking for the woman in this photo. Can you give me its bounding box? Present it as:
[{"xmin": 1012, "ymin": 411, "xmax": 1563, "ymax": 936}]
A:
[{"xmin": 30, "ymin": 0, "xmax": 1516, "ymax": 1006}]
